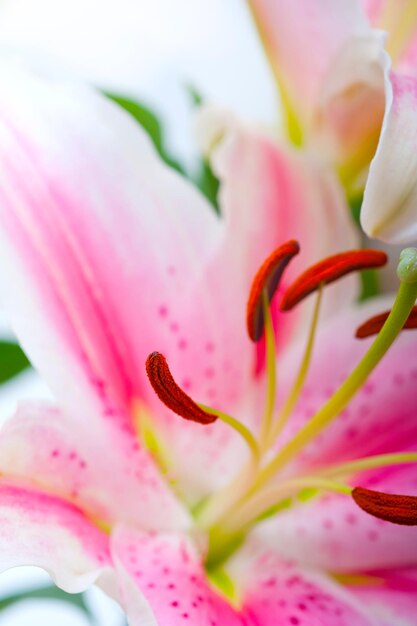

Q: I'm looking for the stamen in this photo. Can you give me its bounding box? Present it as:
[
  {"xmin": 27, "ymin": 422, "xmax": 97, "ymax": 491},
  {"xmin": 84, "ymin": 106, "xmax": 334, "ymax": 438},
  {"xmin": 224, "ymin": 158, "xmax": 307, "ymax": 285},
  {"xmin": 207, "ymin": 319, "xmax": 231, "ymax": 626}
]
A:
[
  {"xmin": 259, "ymin": 290, "xmax": 277, "ymax": 447},
  {"xmin": 280, "ymin": 250, "xmax": 388, "ymax": 311},
  {"xmin": 322, "ymin": 452, "xmax": 417, "ymax": 479},
  {"xmin": 198, "ymin": 404, "xmax": 260, "ymax": 461},
  {"xmin": 246, "ymin": 240, "xmax": 300, "ymax": 341},
  {"xmin": 356, "ymin": 305, "xmax": 417, "ymax": 338},
  {"xmin": 252, "ymin": 250, "xmax": 417, "ymax": 490},
  {"xmin": 352, "ymin": 486, "xmax": 417, "ymax": 526},
  {"xmin": 221, "ymin": 477, "xmax": 352, "ymax": 533},
  {"xmin": 146, "ymin": 352, "xmax": 217, "ymax": 424},
  {"xmin": 268, "ymin": 285, "xmax": 323, "ymax": 446}
]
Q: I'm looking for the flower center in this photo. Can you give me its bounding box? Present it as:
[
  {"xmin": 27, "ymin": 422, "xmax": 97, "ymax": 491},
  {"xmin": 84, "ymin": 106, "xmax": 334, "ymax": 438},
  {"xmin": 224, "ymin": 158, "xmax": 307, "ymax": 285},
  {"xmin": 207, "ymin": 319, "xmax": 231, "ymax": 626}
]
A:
[{"xmin": 146, "ymin": 244, "xmax": 417, "ymax": 571}]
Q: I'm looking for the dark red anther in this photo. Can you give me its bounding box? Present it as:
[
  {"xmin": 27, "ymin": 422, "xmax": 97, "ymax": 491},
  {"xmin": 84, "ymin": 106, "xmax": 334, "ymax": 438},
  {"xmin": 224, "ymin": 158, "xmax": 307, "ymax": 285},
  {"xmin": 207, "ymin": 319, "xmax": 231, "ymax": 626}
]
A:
[
  {"xmin": 352, "ymin": 486, "xmax": 417, "ymax": 526},
  {"xmin": 246, "ymin": 240, "xmax": 300, "ymax": 342},
  {"xmin": 356, "ymin": 305, "xmax": 417, "ymax": 339},
  {"xmin": 145, "ymin": 352, "xmax": 217, "ymax": 425},
  {"xmin": 280, "ymin": 250, "xmax": 388, "ymax": 311}
]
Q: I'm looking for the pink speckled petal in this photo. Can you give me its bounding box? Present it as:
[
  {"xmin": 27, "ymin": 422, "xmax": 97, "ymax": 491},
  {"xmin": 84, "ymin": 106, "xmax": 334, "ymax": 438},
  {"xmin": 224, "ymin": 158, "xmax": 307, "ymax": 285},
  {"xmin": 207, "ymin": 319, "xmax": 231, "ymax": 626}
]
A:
[
  {"xmin": 231, "ymin": 550, "xmax": 378, "ymax": 625},
  {"xmin": 0, "ymin": 479, "xmax": 110, "ymax": 593},
  {"xmin": 361, "ymin": 72, "xmax": 417, "ymax": 243},
  {"xmin": 258, "ymin": 465, "xmax": 417, "ymax": 573},
  {"xmin": 277, "ymin": 296, "xmax": 417, "ymax": 471},
  {"xmin": 0, "ymin": 401, "xmax": 190, "ymax": 530},
  {"xmin": 0, "ymin": 61, "xmax": 230, "ymax": 436},
  {"xmin": 111, "ymin": 526, "xmax": 244, "ymax": 626},
  {"xmin": 247, "ymin": 0, "xmax": 369, "ymax": 129},
  {"xmin": 352, "ymin": 568, "xmax": 417, "ymax": 626},
  {"xmin": 197, "ymin": 105, "xmax": 359, "ymax": 344}
]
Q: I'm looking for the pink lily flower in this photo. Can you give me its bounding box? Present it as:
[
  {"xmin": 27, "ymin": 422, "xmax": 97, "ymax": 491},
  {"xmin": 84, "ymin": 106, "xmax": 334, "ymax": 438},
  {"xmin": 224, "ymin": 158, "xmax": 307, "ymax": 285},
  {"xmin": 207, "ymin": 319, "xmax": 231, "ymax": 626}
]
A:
[
  {"xmin": 0, "ymin": 63, "xmax": 416, "ymax": 626},
  {"xmin": 248, "ymin": 0, "xmax": 417, "ymax": 244}
]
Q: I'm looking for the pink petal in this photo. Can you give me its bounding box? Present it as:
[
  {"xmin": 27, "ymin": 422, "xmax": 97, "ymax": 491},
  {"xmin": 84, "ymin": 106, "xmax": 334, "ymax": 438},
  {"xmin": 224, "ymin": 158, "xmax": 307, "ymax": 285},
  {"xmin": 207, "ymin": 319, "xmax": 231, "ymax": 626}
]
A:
[
  {"xmin": 0, "ymin": 401, "xmax": 190, "ymax": 530},
  {"xmin": 361, "ymin": 0, "xmax": 417, "ymax": 82},
  {"xmin": 247, "ymin": 0, "xmax": 369, "ymax": 131},
  {"xmin": 278, "ymin": 296, "xmax": 417, "ymax": 470},
  {"xmin": 360, "ymin": 0, "xmax": 384, "ymax": 23},
  {"xmin": 232, "ymin": 550, "xmax": 378, "ymax": 625},
  {"xmin": 197, "ymin": 104, "xmax": 359, "ymax": 334},
  {"xmin": 258, "ymin": 465, "xmax": 417, "ymax": 573},
  {"xmin": 361, "ymin": 72, "xmax": 417, "ymax": 243},
  {"xmin": 0, "ymin": 479, "xmax": 110, "ymax": 593},
  {"xmin": 0, "ymin": 61, "xmax": 228, "ymax": 436},
  {"xmin": 0, "ymin": 62, "xmax": 261, "ymax": 505},
  {"xmin": 111, "ymin": 526, "xmax": 243, "ymax": 626},
  {"xmin": 352, "ymin": 568, "xmax": 417, "ymax": 625},
  {"xmin": 313, "ymin": 32, "xmax": 386, "ymax": 181}
]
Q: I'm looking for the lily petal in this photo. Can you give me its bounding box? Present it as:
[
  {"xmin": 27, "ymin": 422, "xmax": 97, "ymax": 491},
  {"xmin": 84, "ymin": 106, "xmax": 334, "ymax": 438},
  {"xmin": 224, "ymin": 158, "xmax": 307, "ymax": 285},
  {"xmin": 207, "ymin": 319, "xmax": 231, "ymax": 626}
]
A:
[
  {"xmin": 259, "ymin": 465, "xmax": 417, "ymax": 573},
  {"xmin": 112, "ymin": 526, "xmax": 243, "ymax": 626},
  {"xmin": 0, "ymin": 401, "xmax": 190, "ymax": 530},
  {"xmin": 278, "ymin": 296, "xmax": 417, "ymax": 469},
  {"xmin": 247, "ymin": 0, "xmax": 369, "ymax": 137},
  {"xmin": 0, "ymin": 61, "xmax": 226, "ymax": 435},
  {"xmin": 313, "ymin": 32, "xmax": 386, "ymax": 184},
  {"xmin": 0, "ymin": 479, "xmax": 110, "ymax": 593},
  {"xmin": 360, "ymin": 0, "xmax": 384, "ymax": 23},
  {"xmin": 197, "ymin": 104, "xmax": 360, "ymax": 328},
  {"xmin": 352, "ymin": 568, "xmax": 417, "ymax": 625},
  {"xmin": 0, "ymin": 62, "xmax": 259, "ymax": 506},
  {"xmin": 361, "ymin": 71, "xmax": 417, "ymax": 243},
  {"xmin": 231, "ymin": 549, "xmax": 378, "ymax": 625}
]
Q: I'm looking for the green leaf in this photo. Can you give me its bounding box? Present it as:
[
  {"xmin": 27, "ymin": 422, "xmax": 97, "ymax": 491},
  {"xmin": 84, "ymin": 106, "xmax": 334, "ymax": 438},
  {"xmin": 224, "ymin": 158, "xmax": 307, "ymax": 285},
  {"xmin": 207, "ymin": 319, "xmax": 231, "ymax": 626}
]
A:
[
  {"xmin": 105, "ymin": 89, "xmax": 221, "ymax": 213},
  {"xmin": 348, "ymin": 192, "xmax": 381, "ymax": 301},
  {"xmin": 359, "ymin": 268, "xmax": 380, "ymax": 301},
  {"xmin": 186, "ymin": 83, "xmax": 203, "ymax": 107},
  {"xmin": 186, "ymin": 85, "xmax": 220, "ymax": 211},
  {"xmin": 194, "ymin": 160, "xmax": 220, "ymax": 213},
  {"xmin": 0, "ymin": 585, "xmax": 93, "ymax": 620},
  {"xmin": 0, "ymin": 340, "xmax": 31, "ymax": 384},
  {"xmin": 104, "ymin": 93, "xmax": 185, "ymax": 174}
]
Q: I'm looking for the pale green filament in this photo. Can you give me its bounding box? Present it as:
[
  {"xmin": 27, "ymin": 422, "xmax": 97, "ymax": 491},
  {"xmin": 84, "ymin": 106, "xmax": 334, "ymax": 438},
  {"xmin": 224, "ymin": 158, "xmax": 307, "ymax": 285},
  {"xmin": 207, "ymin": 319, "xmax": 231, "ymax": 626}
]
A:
[
  {"xmin": 259, "ymin": 290, "xmax": 277, "ymax": 449},
  {"xmin": 224, "ymin": 477, "xmax": 352, "ymax": 533},
  {"xmin": 207, "ymin": 477, "xmax": 352, "ymax": 565},
  {"xmin": 199, "ymin": 404, "xmax": 260, "ymax": 462},
  {"xmin": 268, "ymin": 285, "xmax": 323, "ymax": 447},
  {"xmin": 253, "ymin": 277, "xmax": 417, "ymax": 490},
  {"xmin": 322, "ymin": 452, "xmax": 417, "ymax": 479}
]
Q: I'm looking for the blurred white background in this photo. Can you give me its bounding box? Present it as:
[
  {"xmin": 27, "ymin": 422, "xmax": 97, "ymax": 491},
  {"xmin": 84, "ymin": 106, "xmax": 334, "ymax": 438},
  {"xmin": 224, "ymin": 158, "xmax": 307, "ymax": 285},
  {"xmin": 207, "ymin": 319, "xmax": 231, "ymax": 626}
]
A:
[
  {"xmin": 0, "ymin": 0, "xmax": 275, "ymax": 624},
  {"xmin": 0, "ymin": 0, "xmax": 277, "ymax": 163}
]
